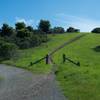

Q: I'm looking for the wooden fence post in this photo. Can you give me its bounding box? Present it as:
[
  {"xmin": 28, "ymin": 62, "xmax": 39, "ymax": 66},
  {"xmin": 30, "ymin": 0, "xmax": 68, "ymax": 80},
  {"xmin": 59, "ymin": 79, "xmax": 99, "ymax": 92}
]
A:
[
  {"xmin": 63, "ymin": 54, "xmax": 66, "ymax": 63},
  {"xmin": 77, "ymin": 62, "xmax": 80, "ymax": 66},
  {"xmin": 30, "ymin": 62, "xmax": 33, "ymax": 66},
  {"xmin": 46, "ymin": 54, "xmax": 49, "ymax": 64}
]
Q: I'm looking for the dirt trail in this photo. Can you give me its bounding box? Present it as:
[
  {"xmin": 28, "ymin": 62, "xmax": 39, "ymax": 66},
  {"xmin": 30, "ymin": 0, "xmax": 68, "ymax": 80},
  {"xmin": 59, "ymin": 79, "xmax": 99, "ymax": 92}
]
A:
[{"xmin": 49, "ymin": 34, "xmax": 86, "ymax": 56}]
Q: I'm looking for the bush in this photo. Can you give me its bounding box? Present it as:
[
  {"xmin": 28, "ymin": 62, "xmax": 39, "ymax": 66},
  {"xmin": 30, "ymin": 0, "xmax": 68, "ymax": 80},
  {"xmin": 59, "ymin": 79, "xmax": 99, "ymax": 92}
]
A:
[
  {"xmin": 0, "ymin": 22, "xmax": 49, "ymax": 50},
  {"xmin": 0, "ymin": 41, "xmax": 18, "ymax": 60},
  {"xmin": 66, "ymin": 27, "xmax": 80, "ymax": 33},
  {"xmin": 93, "ymin": 46, "xmax": 100, "ymax": 52},
  {"xmin": 91, "ymin": 28, "xmax": 100, "ymax": 33},
  {"xmin": 51, "ymin": 27, "xmax": 65, "ymax": 33},
  {"xmin": 0, "ymin": 23, "xmax": 14, "ymax": 37},
  {"xmin": 16, "ymin": 29, "xmax": 31, "ymax": 38}
]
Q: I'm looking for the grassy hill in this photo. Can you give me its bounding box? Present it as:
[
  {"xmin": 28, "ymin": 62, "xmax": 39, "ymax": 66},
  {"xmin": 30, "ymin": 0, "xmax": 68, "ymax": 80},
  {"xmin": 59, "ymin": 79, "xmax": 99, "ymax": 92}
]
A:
[
  {"xmin": 2, "ymin": 33, "xmax": 100, "ymax": 100},
  {"xmin": 3, "ymin": 33, "xmax": 79, "ymax": 73},
  {"xmin": 52, "ymin": 33, "xmax": 100, "ymax": 100}
]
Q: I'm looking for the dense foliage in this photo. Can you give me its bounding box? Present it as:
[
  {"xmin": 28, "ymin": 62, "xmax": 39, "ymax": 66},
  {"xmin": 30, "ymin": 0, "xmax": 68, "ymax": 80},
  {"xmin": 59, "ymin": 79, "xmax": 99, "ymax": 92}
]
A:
[
  {"xmin": 38, "ymin": 20, "xmax": 51, "ymax": 33},
  {"xmin": 66, "ymin": 27, "xmax": 80, "ymax": 33},
  {"xmin": 0, "ymin": 21, "xmax": 49, "ymax": 60},
  {"xmin": 0, "ymin": 19, "xmax": 81, "ymax": 60},
  {"xmin": 50, "ymin": 27, "xmax": 65, "ymax": 33},
  {"xmin": 93, "ymin": 45, "xmax": 100, "ymax": 52},
  {"xmin": 0, "ymin": 40, "xmax": 18, "ymax": 60},
  {"xmin": 91, "ymin": 27, "xmax": 100, "ymax": 33}
]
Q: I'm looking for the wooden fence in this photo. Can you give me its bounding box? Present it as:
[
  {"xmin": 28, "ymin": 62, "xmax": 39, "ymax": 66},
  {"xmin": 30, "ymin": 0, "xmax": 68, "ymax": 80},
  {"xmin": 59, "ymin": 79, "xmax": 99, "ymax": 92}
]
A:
[{"xmin": 63, "ymin": 54, "xmax": 80, "ymax": 66}]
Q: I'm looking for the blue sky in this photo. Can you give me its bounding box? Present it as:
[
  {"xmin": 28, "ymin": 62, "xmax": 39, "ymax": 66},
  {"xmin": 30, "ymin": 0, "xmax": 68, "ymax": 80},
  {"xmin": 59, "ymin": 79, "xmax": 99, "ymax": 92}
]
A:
[{"xmin": 0, "ymin": 0, "xmax": 100, "ymax": 32}]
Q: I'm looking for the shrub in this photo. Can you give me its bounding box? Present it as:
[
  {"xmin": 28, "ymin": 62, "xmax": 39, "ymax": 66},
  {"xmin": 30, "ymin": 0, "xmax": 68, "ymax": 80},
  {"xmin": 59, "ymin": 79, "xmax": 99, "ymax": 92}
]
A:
[
  {"xmin": 51, "ymin": 27, "xmax": 65, "ymax": 33},
  {"xmin": 0, "ymin": 41, "xmax": 18, "ymax": 60},
  {"xmin": 16, "ymin": 29, "xmax": 31, "ymax": 38},
  {"xmin": 93, "ymin": 46, "xmax": 100, "ymax": 52},
  {"xmin": 0, "ymin": 23, "xmax": 14, "ymax": 37},
  {"xmin": 91, "ymin": 28, "xmax": 100, "ymax": 33},
  {"xmin": 66, "ymin": 27, "xmax": 80, "ymax": 33}
]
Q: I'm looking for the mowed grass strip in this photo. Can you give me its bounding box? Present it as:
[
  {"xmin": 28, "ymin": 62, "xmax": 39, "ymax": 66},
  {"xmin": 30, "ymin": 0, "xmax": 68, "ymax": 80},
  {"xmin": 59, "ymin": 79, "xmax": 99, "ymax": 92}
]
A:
[
  {"xmin": 2, "ymin": 33, "xmax": 80, "ymax": 73},
  {"xmin": 53, "ymin": 34, "xmax": 100, "ymax": 100}
]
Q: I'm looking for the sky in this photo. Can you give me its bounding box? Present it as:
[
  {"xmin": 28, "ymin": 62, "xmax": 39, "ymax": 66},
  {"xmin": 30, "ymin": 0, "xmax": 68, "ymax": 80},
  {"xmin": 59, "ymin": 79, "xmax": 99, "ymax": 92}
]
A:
[{"xmin": 0, "ymin": 0, "xmax": 100, "ymax": 32}]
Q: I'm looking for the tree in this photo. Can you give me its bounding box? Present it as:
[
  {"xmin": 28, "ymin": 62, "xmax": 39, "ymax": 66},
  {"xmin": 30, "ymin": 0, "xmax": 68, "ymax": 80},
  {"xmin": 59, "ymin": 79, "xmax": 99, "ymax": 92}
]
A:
[
  {"xmin": 38, "ymin": 20, "xmax": 51, "ymax": 33},
  {"xmin": 15, "ymin": 22, "xmax": 26, "ymax": 30},
  {"xmin": 0, "ymin": 20, "xmax": 49, "ymax": 50},
  {"xmin": 66, "ymin": 27, "xmax": 80, "ymax": 33},
  {"xmin": 16, "ymin": 29, "xmax": 31, "ymax": 38},
  {"xmin": 52, "ymin": 27, "xmax": 65, "ymax": 33},
  {"xmin": 0, "ymin": 23, "xmax": 14, "ymax": 37},
  {"xmin": 26, "ymin": 26, "xmax": 34, "ymax": 32},
  {"xmin": 74, "ymin": 29, "xmax": 80, "ymax": 32},
  {"xmin": 91, "ymin": 28, "xmax": 100, "ymax": 33},
  {"xmin": 67, "ymin": 27, "xmax": 75, "ymax": 32}
]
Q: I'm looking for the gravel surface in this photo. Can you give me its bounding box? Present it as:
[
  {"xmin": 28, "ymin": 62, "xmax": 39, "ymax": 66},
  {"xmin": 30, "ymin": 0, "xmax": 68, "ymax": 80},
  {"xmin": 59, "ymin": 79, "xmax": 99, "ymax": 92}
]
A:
[{"xmin": 0, "ymin": 64, "xmax": 66, "ymax": 100}]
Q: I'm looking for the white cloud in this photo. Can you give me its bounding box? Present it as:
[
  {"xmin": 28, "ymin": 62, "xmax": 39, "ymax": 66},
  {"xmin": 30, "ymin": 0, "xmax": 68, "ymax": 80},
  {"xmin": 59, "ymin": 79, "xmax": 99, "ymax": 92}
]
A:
[
  {"xmin": 54, "ymin": 13, "xmax": 100, "ymax": 32},
  {"xmin": 15, "ymin": 17, "xmax": 34, "ymax": 26}
]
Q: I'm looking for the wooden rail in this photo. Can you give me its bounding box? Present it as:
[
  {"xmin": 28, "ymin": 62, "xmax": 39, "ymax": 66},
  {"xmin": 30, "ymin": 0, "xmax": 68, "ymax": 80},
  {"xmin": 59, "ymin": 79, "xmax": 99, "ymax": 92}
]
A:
[{"xmin": 63, "ymin": 54, "xmax": 80, "ymax": 66}]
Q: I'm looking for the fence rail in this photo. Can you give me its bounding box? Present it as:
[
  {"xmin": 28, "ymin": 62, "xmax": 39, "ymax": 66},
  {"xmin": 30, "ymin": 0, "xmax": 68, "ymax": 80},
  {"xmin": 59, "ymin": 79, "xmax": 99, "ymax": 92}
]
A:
[
  {"xmin": 30, "ymin": 54, "xmax": 51, "ymax": 66},
  {"xmin": 63, "ymin": 54, "xmax": 80, "ymax": 66}
]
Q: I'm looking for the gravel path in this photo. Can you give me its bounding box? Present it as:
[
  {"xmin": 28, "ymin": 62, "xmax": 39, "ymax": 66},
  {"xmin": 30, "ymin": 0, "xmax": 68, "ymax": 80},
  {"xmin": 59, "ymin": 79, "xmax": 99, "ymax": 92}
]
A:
[{"xmin": 0, "ymin": 64, "xmax": 66, "ymax": 100}]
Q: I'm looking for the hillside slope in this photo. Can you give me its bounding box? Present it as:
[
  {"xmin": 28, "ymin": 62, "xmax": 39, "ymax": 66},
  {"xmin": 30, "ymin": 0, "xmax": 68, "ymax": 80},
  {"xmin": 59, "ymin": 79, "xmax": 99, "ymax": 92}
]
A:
[
  {"xmin": 2, "ymin": 33, "xmax": 100, "ymax": 100},
  {"xmin": 3, "ymin": 33, "xmax": 80, "ymax": 73},
  {"xmin": 52, "ymin": 33, "xmax": 100, "ymax": 100}
]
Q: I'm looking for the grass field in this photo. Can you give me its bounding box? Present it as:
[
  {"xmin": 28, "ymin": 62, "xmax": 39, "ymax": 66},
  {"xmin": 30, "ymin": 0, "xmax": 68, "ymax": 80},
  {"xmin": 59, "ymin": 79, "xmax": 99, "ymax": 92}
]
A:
[
  {"xmin": 2, "ymin": 33, "xmax": 79, "ymax": 73},
  {"xmin": 52, "ymin": 33, "xmax": 100, "ymax": 100},
  {"xmin": 2, "ymin": 33, "xmax": 100, "ymax": 100}
]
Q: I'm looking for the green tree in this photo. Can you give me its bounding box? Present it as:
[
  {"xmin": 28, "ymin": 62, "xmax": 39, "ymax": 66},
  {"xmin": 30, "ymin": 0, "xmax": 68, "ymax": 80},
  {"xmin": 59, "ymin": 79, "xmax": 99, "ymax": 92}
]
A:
[
  {"xmin": 15, "ymin": 22, "xmax": 26, "ymax": 30},
  {"xmin": 26, "ymin": 26, "xmax": 34, "ymax": 32},
  {"xmin": 91, "ymin": 28, "xmax": 100, "ymax": 33},
  {"xmin": 38, "ymin": 20, "xmax": 51, "ymax": 33},
  {"xmin": 52, "ymin": 27, "xmax": 65, "ymax": 33},
  {"xmin": 67, "ymin": 27, "xmax": 75, "ymax": 32},
  {"xmin": 66, "ymin": 27, "xmax": 80, "ymax": 33},
  {"xmin": 16, "ymin": 29, "xmax": 31, "ymax": 38},
  {"xmin": 0, "ymin": 23, "xmax": 14, "ymax": 37}
]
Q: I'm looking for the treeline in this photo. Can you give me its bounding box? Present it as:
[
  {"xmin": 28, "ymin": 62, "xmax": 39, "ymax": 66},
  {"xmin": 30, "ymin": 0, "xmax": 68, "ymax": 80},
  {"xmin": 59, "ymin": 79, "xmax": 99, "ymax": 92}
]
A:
[
  {"xmin": 0, "ymin": 20, "xmax": 50, "ymax": 60},
  {"xmin": 0, "ymin": 19, "xmax": 80, "ymax": 60}
]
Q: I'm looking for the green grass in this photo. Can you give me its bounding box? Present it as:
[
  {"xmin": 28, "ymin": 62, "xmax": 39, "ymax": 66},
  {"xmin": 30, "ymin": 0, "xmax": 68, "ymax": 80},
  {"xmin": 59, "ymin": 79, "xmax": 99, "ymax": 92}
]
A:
[
  {"xmin": 2, "ymin": 33, "xmax": 79, "ymax": 73},
  {"xmin": 2, "ymin": 33, "xmax": 100, "ymax": 100},
  {"xmin": 52, "ymin": 33, "xmax": 100, "ymax": 100},
  {"xmin": 0, "ymin": 76, "xmax": 4, "ymax": 80}
]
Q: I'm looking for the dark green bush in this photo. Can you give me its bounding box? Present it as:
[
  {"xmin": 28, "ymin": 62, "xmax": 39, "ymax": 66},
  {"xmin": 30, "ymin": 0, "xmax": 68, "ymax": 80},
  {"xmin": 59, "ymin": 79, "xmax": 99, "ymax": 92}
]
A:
[
  {"xmin": 93, "ymin": 46, "xmax": 100, "ymax": 52},
  {"xmin": 91, "ymin": 28, "xmax": 100, "ymax": 33},
  {"xmin": 16, "ymin": 29, "xmax": 31, "ymax": 38},
  {"xmin": 66, "ymin": 27, "xmax": 80, "ymax": 33},
  {"xmin": 0, "ymin": 22, "xmax": 48, "ymax": 50},
  {"xmin": 0, "ymin": 41, "xmax": 18, "ymax": 60},
  {"xmin": 51, "ymin": 27, "xmax": 65, "ymax": 33}
]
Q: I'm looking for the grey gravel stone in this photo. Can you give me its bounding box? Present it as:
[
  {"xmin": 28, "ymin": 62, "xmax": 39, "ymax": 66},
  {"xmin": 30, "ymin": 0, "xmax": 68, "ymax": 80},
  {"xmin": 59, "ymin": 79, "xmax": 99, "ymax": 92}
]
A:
[{"xmin": 0, "ymin": 64, "xmax": 66, "ymax": 100}]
